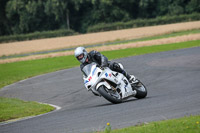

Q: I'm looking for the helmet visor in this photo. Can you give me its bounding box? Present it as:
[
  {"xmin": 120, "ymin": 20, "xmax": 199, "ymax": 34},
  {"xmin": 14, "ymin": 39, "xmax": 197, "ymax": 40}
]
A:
[{"xmin": 77, "ymin": 53, "xmax": 84, "ymax": 60}]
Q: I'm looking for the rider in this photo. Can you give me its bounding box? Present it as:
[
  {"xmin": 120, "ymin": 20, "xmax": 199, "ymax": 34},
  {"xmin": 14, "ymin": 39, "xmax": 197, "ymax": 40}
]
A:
[{"xmin": 74, "ymin": 47, "xmax": 135, "ymax": 83}]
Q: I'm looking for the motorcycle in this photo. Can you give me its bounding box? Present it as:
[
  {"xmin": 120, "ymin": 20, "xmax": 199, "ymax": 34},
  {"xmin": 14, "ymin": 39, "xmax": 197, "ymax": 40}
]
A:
[{"xmin": 82, "ymin": 62, "xmax": 147, "ymax": 104}]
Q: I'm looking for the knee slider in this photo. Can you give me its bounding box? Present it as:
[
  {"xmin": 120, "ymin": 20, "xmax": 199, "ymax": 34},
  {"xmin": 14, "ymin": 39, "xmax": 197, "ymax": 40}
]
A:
[
  {"xmin": 113, "ymin": 62, "xmax": 124, "ymax": 73},
  {"xmin": 113, "ymin": 63, "xmax": 120, "ymax": 69}
]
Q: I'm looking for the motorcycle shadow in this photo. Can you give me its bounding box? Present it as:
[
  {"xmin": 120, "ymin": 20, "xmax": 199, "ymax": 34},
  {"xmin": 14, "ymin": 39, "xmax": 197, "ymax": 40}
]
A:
[
  {"xmin": 84, "ymin": 97, "xmax": 150, "ymax": 110},
  {"xmin": 93, "ymin": 98, "xmax": 143, "ymax": 108}
]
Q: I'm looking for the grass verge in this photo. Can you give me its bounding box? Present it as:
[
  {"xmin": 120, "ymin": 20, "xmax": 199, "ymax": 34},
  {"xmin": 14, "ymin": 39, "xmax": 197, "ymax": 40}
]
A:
[
  {"xmin": 0, "ymin": 40, "xmax": 200, "ymax": 89},
  {"xmin": 0, "ymin": 97, "xmax": 55, "ymax": 122},
  {"xmin": 101, "ymin": 115, "xmax": 200, "ymax": 133}
]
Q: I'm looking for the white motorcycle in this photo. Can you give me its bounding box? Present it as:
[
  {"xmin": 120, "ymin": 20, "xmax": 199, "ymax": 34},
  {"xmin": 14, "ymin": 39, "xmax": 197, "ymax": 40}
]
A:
[{"xmin": 82, "ymin": 62, "xmax": 147, "ymax": 104}]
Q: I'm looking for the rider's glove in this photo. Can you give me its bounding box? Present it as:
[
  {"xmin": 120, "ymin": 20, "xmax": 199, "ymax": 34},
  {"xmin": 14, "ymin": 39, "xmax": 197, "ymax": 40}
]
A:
[
  {"xmin": 101, "ymin": 64, "xmax": 107, "ymax": 67},
  {"xmin": 101, "ymin": 61, "xmax": 108, "ymax": 67},
  {"xmin": 101, "ymin": 55, "xmax": 108, "ymax": 67}
]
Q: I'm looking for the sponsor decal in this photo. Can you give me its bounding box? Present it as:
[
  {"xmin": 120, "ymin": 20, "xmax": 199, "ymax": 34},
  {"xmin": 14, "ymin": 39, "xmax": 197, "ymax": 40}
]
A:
[
  {"xmin": 84, "ymin": 80, "xmax": 89, "ymax": 84},
  {"xmin": 124, "ymin": 84, "xmax": 127, "ymax": 92},
  {"xmin": 109, "ymin": 73, "xmax": 112, "ymax": 77},
  {"xmin": 105, "ymin": 73, "xmax": 108, "ymax": 77},
  {"xmin": 88, "ymin": 76, "xmax": 92, "ymax": 81},
  {"xmin": 123, "ymin": 79, "xmax": 128, "ymax": 92},
  {"xmin": 84, "ymin": 76, "xmax": 92, "ymax": 84}
]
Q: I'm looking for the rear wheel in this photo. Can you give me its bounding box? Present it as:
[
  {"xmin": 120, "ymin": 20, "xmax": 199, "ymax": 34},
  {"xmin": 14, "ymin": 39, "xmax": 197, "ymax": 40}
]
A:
[
  {"xmin": 132, "ymin": 80, "xmax": 147, "ymax": 99},
  {"xmin": 97, "ymin": 86, "xmax": 122, "ymax": 104}
]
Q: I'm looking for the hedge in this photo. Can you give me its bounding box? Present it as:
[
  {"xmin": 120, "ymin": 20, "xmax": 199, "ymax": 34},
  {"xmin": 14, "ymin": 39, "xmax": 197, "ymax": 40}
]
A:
[
  {"xmin": 0, "ymin": 29, "xmax": 78, "ymax": 43},
  {"xmin": 87, "ymin": 13, "xmax": 200, "ymax": 33},
  {"xmin": 1, "ymin": 13, "xmax": 200, "ymax": 43}
]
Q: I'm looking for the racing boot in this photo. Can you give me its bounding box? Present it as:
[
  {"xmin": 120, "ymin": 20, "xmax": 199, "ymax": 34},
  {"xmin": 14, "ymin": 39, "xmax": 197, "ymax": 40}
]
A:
[
  {"xmin": 128, "ymin": 75, "xmax": 137, "ymax": 84},
  {"xmin": 123, "ymin": 71, "xmax": 136, "ymax": 84},
  {"xmin": 111, "ymin": 62, "xmax": 136, "ymax": 84}
]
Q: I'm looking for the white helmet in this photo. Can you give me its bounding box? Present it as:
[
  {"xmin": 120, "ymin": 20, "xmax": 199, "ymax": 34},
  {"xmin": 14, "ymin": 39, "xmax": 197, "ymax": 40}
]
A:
[{"xmin": 74, "ymin": 47, "xmax": 88, "ymax": 63}]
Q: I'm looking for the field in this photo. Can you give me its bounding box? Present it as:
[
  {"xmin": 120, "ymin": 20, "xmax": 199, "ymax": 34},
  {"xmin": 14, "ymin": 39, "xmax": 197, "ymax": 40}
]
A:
[{"xmin": 0, "ymin": 21, "xmax": 200, "ymax": 64}]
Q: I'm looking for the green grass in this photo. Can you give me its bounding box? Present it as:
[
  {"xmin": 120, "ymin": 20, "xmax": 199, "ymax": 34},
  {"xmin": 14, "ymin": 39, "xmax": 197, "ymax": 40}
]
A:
[
  {"xmin": 101, "ymin": 115, "xmax": 200, "ymax": 133},
  {"xmin": 0, "ymin": 55, "xmax": 78, "ymax": 89},
  {"xmin": 102, "ymin": 39, "xmax": 200, "ymax": 59},
  {"xmin": 0, "ymin": 97, "xmax": 55, "ymax": 122},
  {"xmin": 0, "ymin": 40, "xmax": 200, "ymax": 89}
]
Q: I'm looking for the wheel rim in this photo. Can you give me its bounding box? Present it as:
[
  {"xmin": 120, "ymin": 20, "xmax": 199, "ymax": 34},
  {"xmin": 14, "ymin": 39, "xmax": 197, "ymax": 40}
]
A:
[
  {"xmin": 133, "ymin": 82, "xmax": 146, "ymax": 92},
  {"xmin": 105, "ymin": 88, "xmax": 121, "ymax": 100}
]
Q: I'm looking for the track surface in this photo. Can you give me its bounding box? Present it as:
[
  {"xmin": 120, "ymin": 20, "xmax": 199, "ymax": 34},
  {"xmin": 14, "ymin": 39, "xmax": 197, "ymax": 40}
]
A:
[{"xmin": 0, "ymin": 47, "xmax": 200, "ymax": 133}]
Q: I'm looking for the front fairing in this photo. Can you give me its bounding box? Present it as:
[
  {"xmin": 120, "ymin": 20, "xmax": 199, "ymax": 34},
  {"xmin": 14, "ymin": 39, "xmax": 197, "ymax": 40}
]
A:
[{"xmin": 83, "ymin": 63, "xmax": 102, "ymax": 90}]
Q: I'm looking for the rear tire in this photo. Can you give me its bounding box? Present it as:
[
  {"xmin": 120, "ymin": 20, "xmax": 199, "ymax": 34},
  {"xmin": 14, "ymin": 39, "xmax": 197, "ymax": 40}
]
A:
[
  {"xmin": 98, "ymin": 86, "xmax": 122, "ymax": 104},
  {"xmin": 133, "ymin": 80, "xmax": 147, "ymax": 99}
]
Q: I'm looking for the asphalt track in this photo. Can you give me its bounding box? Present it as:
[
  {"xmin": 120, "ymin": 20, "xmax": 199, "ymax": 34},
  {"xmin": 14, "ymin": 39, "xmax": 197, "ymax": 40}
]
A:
[{"xmin": 0, "ymin": 47, "xmax": 200, "ymax": 133}]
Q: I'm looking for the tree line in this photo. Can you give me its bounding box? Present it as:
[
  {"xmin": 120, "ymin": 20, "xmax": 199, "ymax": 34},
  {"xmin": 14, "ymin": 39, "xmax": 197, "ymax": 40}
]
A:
[{"xmin": 0, "ymin": 0, "xmax": 199, "ymax": 36}]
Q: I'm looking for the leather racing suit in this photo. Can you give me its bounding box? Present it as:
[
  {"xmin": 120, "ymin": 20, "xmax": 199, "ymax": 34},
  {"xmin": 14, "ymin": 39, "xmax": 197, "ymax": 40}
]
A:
[{"xmin": 80, "ymin": 50, "xmax": 131, "ymax": 80}]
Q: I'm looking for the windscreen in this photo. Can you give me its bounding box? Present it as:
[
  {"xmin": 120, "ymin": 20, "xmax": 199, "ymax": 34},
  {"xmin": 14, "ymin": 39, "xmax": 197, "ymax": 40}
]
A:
[{"xmin": 82, "ymin": 62, "xmax": 97, "ymax": 77}]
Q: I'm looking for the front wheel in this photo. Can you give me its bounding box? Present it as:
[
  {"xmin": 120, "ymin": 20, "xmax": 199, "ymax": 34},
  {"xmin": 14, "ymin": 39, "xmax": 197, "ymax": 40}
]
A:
[
  {"xmin": 132, "ymin": 80, "xmax": 147, "ymax": 99},
  {"xmin": 97, "ymin": 86, "xmax": 122, "ymax": 104}
]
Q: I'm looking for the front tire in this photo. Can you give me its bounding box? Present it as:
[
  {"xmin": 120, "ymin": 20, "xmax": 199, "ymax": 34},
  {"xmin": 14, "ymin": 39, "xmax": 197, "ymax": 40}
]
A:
[{"xmin": 97, "ymin": 86, "xmax": 122, "ymax": 104}]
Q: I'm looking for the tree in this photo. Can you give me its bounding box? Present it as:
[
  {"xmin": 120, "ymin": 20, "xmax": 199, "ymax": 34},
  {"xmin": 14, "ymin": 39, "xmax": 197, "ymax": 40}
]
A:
[
  {"xmin": 45, "ymin": 0, "xmax": 81, "ymax": 30},
  {"xmin": 0, "ymin": 0, "xmax": 11, "ymax": 35},
  {"xmin": 6, "ymin": 0, "xmax": 49, "ymax": 34},
  {"xmin": 1, "ymin": 0, "xmax": 200, "ymax": 36},
  {"xmin": 138, "ymin": 0, "xmax": 157, "ymax": 18},
  {"xmin": 186, "ymin": 0, "xmax": 200, "ymax": 13}
]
